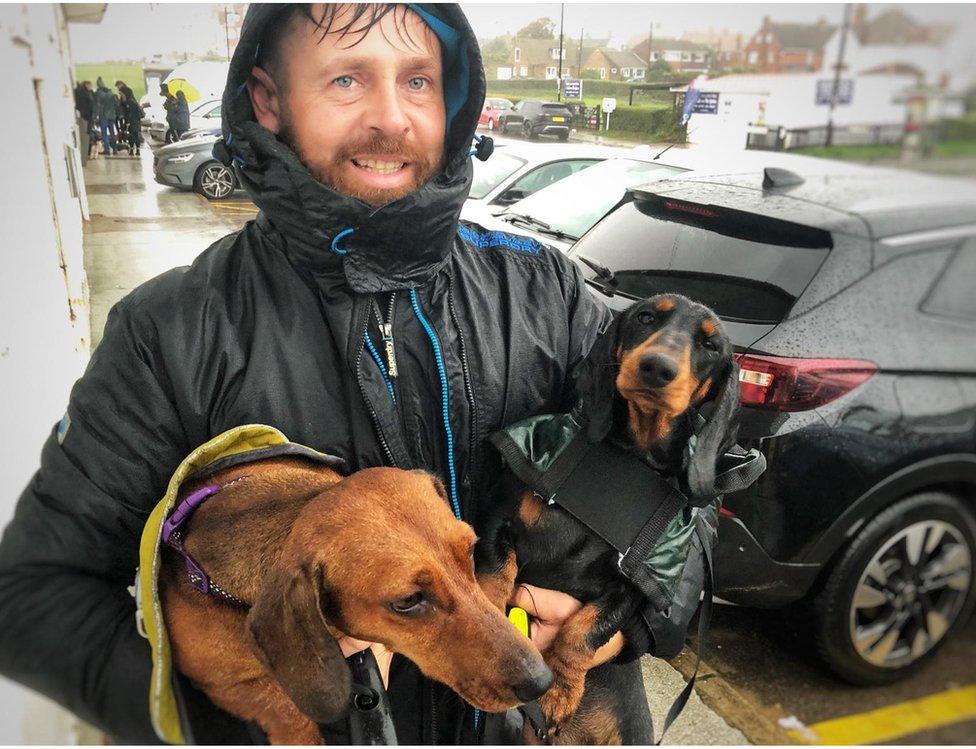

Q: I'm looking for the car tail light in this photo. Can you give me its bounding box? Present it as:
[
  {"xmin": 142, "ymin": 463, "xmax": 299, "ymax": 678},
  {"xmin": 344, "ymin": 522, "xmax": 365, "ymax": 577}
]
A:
[{"xmin": 735, "ymin": 354, "xmax": 877, "ymax": 412}]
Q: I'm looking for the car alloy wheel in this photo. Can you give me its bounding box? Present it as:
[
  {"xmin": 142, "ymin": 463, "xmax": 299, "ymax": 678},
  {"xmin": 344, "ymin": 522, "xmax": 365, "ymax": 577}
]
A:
[
  {"xmin": 487, "ymin": 118, "xmax": 495, "ymax": 131},
  {"xmin": 198, "ymin": 163, "xmax": 235, "ymax": 200},
  {"xmin": 849, "ymin": 519, "xmax": 971, "ymax": 669},
  {"xmin": 811, "ymin": 491, "xmax": 976, "ymax": 685}
]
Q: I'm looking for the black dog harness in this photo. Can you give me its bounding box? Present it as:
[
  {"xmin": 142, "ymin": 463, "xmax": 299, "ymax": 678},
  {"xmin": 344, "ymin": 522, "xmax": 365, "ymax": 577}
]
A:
[{"xmin": 487, "ymin": 426, "xmax": 764, "ymax": 744}]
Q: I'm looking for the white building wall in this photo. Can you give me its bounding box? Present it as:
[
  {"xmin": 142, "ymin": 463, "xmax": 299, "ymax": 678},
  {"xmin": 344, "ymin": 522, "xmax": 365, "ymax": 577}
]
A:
[
  {"xmin": 686, "ymin": 73, "xmax": 915, "ymax": 150},
  {"xmin": 0, "ymin": 3, "xmax": 94, "ymax": 743}
]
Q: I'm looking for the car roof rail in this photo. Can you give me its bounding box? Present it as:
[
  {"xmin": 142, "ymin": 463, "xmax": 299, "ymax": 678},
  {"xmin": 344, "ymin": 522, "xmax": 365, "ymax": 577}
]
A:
[{"xmin": 763, "ymin": 167, "xmax": 805, "ymax": 189}]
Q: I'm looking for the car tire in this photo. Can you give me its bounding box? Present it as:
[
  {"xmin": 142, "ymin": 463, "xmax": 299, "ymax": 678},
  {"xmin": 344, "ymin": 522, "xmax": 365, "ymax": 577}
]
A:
[
  {"xmin": 487, "ymin": 118, "xmax": 495, "ymax": 131},
  {"xmin": 523, "ymin": 122, "xmax": 536, "ymax": 140},
  {"xmin": 557, "ymin": 131, "xmax": 569, "ymax": 142},
  {"xmin": 810, "ymin": 491, "xmax": 976, "ymax": 685},
  {"xmin": 194, "ymin": 161, "xmax": 236, "ymax": 200}
]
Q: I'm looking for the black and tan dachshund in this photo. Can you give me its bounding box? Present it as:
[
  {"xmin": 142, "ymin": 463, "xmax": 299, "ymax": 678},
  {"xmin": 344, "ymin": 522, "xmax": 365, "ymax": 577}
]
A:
[{"xmin": 476, "ymin": 293, "xmax": 741, "ymax": 744}]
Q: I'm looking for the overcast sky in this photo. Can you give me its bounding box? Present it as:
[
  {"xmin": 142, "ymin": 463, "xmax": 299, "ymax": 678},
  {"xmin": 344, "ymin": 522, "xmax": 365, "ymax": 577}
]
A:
[{"xmin": 69, "ymin": 3, "xmax": 976, "ymax": 63}]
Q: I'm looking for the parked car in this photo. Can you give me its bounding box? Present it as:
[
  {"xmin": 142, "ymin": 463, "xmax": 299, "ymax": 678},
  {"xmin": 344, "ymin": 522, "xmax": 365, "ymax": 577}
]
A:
[
  {"xmin": 498, "ymin": 100, "xmax": 574, "ymax": 141},
  {"xmin": 153, "ymin": 135, "xmax": 238, "ymax": 200},
  {"xmin": 149, "ymin": 98, "xmax": 222, "ymax": 143},
  {"xmin": 462, "ymin": 142, "xmax": 627, "ymax": 226},
  {"xmin": 180, "ymin": 124, "xmax": 223, "ymax": 141},
  {"xmin": 478, "ymin": 147, "xmax": 845, "ymax": 254},
  {"xmin": 566, "ymin": 162, "xmax": 976, "ymax": 685},
  {"xmin": 478, "ymin": 97, "xmax": 513, "ymax": 131}
]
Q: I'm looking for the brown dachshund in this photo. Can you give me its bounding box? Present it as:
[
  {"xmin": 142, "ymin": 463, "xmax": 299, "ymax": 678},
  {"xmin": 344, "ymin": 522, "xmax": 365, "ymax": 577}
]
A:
[
  {"xmin": 161, "ymin": 458, "xmax": 552, "ymax": 744},
  {"xmin": 477, "ymin": 293, "xmax": 740, "ymax": 743}
]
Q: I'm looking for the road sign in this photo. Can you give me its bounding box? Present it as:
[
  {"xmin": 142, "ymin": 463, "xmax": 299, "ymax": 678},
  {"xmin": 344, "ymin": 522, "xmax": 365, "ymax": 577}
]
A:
[
  {"xmin": 815, "ymin": 79, "xmax": 854, "ymax": 106},
  {"xmin": 562, "ymin": 78, "xmax": 582, "ymax": 100},
  {"xmin": 601, "ymin": 97, "xmax": 617, "ymax": 113}
]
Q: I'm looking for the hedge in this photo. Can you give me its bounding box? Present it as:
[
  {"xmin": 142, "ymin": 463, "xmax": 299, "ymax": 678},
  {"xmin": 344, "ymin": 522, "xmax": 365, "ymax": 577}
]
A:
[{"xmin": 485, "ymin": 76, "xmax": 687, "ymax": 99}]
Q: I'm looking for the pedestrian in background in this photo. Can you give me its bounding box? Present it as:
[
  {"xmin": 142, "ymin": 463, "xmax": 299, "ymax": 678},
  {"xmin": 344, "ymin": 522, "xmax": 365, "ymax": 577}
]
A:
[
  {"xmin": 93, "ymin": 77, "xmax": 118, "ymax": 155},
  {"xmin": 121, "ymin": 90, "xmax": 143, "ymax": 157},
  {"xmin": 172, "ymin": 90, "xmax": 191, "ymax": 141},
  {"xmin": 161, "ymin": 83, "xmax": 178, "ymax": 143},
  {"xmin": 73, "ymin": 80, "xmax": 94, "ymax": 142}
]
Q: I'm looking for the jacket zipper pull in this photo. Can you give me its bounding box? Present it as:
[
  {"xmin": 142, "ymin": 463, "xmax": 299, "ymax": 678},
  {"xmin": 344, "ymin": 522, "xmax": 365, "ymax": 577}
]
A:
[{"xmin": 381, "ymin": 323, "xmax": 398, "ymax": 378}]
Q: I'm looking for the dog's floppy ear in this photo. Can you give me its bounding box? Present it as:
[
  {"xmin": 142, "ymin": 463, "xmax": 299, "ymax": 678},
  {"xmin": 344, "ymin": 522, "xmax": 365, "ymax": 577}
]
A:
[
  {"xmin": 246, "ymin": 562, "xmax": 351, "ymax": 724},
  {"xmin": 687, "ymin": 360, "xmax": 741, "ymax": 500},
  {"xmin": 573, "ymin": 313, "xmax": 623, "ymax": 442}
]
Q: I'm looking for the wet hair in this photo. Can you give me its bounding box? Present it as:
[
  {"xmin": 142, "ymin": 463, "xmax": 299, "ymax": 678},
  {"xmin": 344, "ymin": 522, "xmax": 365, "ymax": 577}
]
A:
[{"xmin": 256, "ymin": 3, "xmax": 432, "ymax": 91}]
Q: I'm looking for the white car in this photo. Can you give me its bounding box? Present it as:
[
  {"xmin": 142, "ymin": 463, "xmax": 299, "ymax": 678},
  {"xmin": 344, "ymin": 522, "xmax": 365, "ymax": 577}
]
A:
[
  {"xmin": 478, "ymin": 145, "xmax": 845, "ymax": 252},
  {"xmin": 461, "ymin": 141, "xmax": 628, "ymax": 226}
]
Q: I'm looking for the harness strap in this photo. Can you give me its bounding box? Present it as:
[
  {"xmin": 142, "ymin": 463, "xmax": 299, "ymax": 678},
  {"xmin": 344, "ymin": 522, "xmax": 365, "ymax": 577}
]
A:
[
  {"xmin": 653, "ymin": 524, "xmax": 713, "ymax": 745},
  {"xmin": 546, "ymin": 436, "xmax": 689, "ymax": 610}
]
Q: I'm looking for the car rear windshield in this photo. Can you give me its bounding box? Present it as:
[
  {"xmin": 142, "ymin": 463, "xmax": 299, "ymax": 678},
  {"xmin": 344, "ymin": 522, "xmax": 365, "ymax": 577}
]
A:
[
  {"xmin": 501, "ymin": 158, "xmax": 687, "ymax": 240},
  {"xmin": 469, "ymin": 152, "xmax": 527, "ymax": 200},
  {"xmin": 569, "ymin": 199, "xmax": 832, "ymax": 325},
  {"xmin": 542, "ymin": 104, "xmax": 572, "ymax": 117}
]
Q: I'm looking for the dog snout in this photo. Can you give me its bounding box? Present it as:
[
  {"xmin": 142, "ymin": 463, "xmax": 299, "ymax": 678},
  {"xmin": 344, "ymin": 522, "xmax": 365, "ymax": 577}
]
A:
[
  {"xmin": 639, "ymin": 352, "xmax": 679, "ymax": 388},
  {"xmin": 512, "ymin": 660, "xmax": 554, "ymax": 703}
]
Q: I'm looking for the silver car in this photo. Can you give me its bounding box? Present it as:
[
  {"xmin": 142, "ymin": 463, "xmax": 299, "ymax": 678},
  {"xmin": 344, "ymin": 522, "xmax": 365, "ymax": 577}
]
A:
[{"xmin": 153, "ymin": 135, "xmax": 238, "ymax": 200}]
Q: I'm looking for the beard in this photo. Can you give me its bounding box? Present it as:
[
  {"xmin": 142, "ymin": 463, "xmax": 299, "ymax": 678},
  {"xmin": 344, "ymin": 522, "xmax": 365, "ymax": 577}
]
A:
[{"xmin": 279, "ymin": 113, "xmax": 444, "ymax": 207}]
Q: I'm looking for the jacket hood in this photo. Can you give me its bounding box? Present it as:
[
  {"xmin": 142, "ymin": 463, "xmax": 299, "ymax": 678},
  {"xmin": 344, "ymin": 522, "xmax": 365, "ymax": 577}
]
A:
[{"xmin": 220, "ymin": 3, "xmax": 486, "ymax": 292}]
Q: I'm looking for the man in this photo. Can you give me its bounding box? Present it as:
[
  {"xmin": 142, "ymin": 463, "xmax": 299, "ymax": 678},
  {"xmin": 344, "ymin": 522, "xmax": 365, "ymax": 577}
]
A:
[
  {"xmin": 160, "ymin": 82, "xmax": 178, "ymax": 143},
  {"xmin": 93, "ymin": 76, "xmax": 118, "ymax": 154},
  {"xmin": 73, "ymin": 80, "xmax": 95, "ymax": 156},
  {"xmin": 0, "ymin": 4, "xmax": 653, "ymax": 744}
]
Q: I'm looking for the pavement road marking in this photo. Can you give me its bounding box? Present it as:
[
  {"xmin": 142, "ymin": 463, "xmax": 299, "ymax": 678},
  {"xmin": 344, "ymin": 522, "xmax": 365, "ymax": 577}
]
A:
[{"xmin": 789, "ymin": 683, "xmax": 976, "ymax": 745}]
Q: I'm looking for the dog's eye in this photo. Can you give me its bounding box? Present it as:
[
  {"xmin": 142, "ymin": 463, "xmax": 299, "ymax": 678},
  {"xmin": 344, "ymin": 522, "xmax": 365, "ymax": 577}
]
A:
[
  {"xmin": 637, "ymin": 311, "xmax": 656, "ymax": 325},
  {"xmin": 701, "ymin": 338, "xmax": 718, "ymax": 352},
  {"xmin": 390, "ymin": 592, "xmax": 426, "ymax": 615}
]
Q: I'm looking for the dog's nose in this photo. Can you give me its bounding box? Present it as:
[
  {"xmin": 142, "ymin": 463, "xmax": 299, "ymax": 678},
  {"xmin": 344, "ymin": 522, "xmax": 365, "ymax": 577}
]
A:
[
  {"xmin": 639, "ymin": 353, "xmax": 679, "ymax": 387},
  {"xmin": 513, "ymin": 663, "xmax": 554, "ymax": 703}
]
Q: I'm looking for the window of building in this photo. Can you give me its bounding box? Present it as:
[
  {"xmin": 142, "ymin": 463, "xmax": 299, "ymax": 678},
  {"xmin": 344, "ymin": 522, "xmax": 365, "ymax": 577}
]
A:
[
  {"xmin": 520, "ymin": 65, "xmax": 528, "ymax": 77},
  {"xmin": 514, "ymin": 47, "xmax": 521, "ymax": 62},
  {"xmin": 600, "ymin": 67, "xmax": 607, "ymax": 79},
  {"xmin": 748, "ymin": 50, "xmax": 758, "ymax": 64},
  {"xmin": 622, "ymin": 67, "xmax": 630, "ymax": 77},
  {"xmin": 768, "ymin": 51, "xmax": 775, "ymax": 63},
  {"xmin": 545, "ymin": 66, "xmax": 557, "ymax": 79},
  {"xmin": 682, "ymin": 52, "xmax": 691, "ymax": 62}
]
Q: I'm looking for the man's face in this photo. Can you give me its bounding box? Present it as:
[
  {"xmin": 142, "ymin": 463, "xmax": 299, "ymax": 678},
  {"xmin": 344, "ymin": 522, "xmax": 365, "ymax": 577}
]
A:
[{"xmin": 249, "ymin": 5, "xmax": 447, "ymax": 206}]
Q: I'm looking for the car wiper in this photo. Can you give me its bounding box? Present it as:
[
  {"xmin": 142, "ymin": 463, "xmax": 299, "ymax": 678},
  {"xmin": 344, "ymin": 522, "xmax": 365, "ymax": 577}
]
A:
[
  {"xmin": 576, "ymin": 255, "xmax": 618, "ymax": 291},
  {"xmin": 504, "ymin": 213, "xmax": 576, "ymax": 241}
]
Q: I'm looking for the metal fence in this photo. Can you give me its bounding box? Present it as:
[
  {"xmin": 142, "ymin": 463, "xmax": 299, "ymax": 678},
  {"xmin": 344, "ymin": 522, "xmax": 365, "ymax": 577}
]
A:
[{"xmin": 747, "ymin": 124, "xmax": 905, "ymax": 151}]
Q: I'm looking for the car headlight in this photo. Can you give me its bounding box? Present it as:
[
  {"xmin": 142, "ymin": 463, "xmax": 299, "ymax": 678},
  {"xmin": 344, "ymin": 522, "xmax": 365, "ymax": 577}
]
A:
[{"xmin": 167, "ymin": 152, "xmax": 197, "ymax": 164}]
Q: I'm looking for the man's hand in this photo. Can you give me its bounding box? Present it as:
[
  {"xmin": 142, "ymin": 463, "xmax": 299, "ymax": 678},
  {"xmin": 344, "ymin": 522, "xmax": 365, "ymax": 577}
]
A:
[
  {"xmin": 509, "ymin": 584, "xmax": 624, "ymax": 666},
  {"xmin": 337, "ymin": 635, "xmax": 394, "ymax": 688}
]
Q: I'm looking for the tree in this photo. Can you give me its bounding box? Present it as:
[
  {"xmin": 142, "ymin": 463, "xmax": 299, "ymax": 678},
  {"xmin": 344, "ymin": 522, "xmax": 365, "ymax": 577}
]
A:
[
  {"xmin": 517, "ymin": 17, "xmax": 556, "ymax": 40},
  {"xmin": 480, "ymin": 35, "xmax": 511, "ymax": 67}
]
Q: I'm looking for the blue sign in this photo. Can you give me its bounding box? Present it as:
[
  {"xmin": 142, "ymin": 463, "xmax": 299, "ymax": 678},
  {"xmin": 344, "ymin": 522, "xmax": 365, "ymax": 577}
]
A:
[
  {"xmin": 816, "ymin": 79, "xmax": 854, "ymax": 105},
  {"xmin": 692, "ymin": 91, "xmax": 719, "ymax": 114},
  {"xmin": 562, "ymin": 78, "xmax": 582, "ymax": 100}
]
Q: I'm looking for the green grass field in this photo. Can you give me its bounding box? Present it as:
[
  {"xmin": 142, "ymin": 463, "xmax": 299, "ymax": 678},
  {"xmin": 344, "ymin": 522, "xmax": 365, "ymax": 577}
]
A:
[
  {"xmin": 75, "ymin": 63, "xmax": 146, "ymax": 100},
  {"xmin": 795, "ymin": 140, "xmax": 976, "ymax": 162}
]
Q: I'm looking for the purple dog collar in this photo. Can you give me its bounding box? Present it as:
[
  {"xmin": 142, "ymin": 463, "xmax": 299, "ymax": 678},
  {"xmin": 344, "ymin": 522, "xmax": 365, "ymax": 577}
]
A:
[{"xmin": 161, "ymin": 483, "xmax": 246, "ymax": 604}]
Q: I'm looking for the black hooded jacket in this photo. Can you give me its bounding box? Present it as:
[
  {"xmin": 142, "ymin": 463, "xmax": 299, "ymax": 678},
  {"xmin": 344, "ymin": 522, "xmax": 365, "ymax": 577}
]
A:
[{"xmin": 0, "ymin": 4, "xmax": 609, "ymax": 743}]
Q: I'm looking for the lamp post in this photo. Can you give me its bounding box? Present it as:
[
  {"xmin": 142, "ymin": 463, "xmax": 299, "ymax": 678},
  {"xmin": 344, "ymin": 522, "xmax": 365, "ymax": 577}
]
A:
[
  {"xmin": 556, "ymin": 3, "xmax": 565, "ymax": 101},
  {"xmin": 825, "ymin": 3, "xmax": 852, "ymax": 147}
]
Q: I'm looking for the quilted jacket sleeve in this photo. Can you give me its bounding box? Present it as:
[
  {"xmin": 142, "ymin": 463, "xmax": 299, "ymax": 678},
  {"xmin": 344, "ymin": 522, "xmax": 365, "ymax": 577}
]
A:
[{"xmin": 0, "ymin": 298, "xmax": 190, "ymax": 743}]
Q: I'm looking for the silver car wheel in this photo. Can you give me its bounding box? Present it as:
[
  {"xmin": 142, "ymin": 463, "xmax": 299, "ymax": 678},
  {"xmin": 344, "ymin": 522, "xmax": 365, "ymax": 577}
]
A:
[
  {"xmin": 200, "ymin": 164, "xmax": 234, "ymax": 199},
  {"xmin": 849, "ymin": 519, "xmax": 972, "ymax": 669},
  {"xmin": 487, "ymin": 118, "xmax": 495, "ymax": 131}
]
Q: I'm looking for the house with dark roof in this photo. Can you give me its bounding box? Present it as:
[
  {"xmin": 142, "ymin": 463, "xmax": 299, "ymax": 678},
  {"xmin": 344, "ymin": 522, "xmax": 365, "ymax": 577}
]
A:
[
  {"xmin": 852, "ymin": 5, "xmax": 952, "ymax": 46},
  {"xmin": 629, "ymin": 37, "xmax": 712, "ymax": 73},
  {"xmin": 503, "ymin": 37, "xmax": 577, "ymax": 80},
  {"xmin": 743, "ymin": 16, "xmax": 836, "ymax": 73},
  {"xmin": 580, "ymin": 47, "xmax": 647, "ymax": 81}
]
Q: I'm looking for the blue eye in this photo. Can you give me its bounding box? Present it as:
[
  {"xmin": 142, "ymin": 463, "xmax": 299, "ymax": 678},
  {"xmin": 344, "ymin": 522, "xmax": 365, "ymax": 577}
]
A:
[
  {"xmin": 408, "ymin": 77, "xmax": 427, "ymax": 90},
  {"xmin": 334, "ymin": 75, "xmax": 353, "ymax": 88}
]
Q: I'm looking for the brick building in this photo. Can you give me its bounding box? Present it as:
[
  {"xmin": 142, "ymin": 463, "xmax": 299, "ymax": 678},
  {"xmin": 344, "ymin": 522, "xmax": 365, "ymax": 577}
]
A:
[{"xmin": 743, "ymin": 17, "xmax": 835, "ymax": 73}]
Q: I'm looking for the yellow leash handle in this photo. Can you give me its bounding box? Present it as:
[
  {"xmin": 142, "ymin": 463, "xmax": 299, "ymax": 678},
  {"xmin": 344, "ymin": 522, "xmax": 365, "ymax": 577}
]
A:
[{"xmin": 507, "ymin": 606, "xmax": 531, "ymax": 639}]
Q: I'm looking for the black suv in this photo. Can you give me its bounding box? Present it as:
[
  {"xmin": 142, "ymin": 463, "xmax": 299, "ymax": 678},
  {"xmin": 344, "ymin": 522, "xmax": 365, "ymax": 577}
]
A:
[
  {"xmin": 499, "ymin": 100, "xmax": 573, "ymax": 141},
  {"xmin": 568, "ymin": 163, "xmax": 976, "ymax": 685}
]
